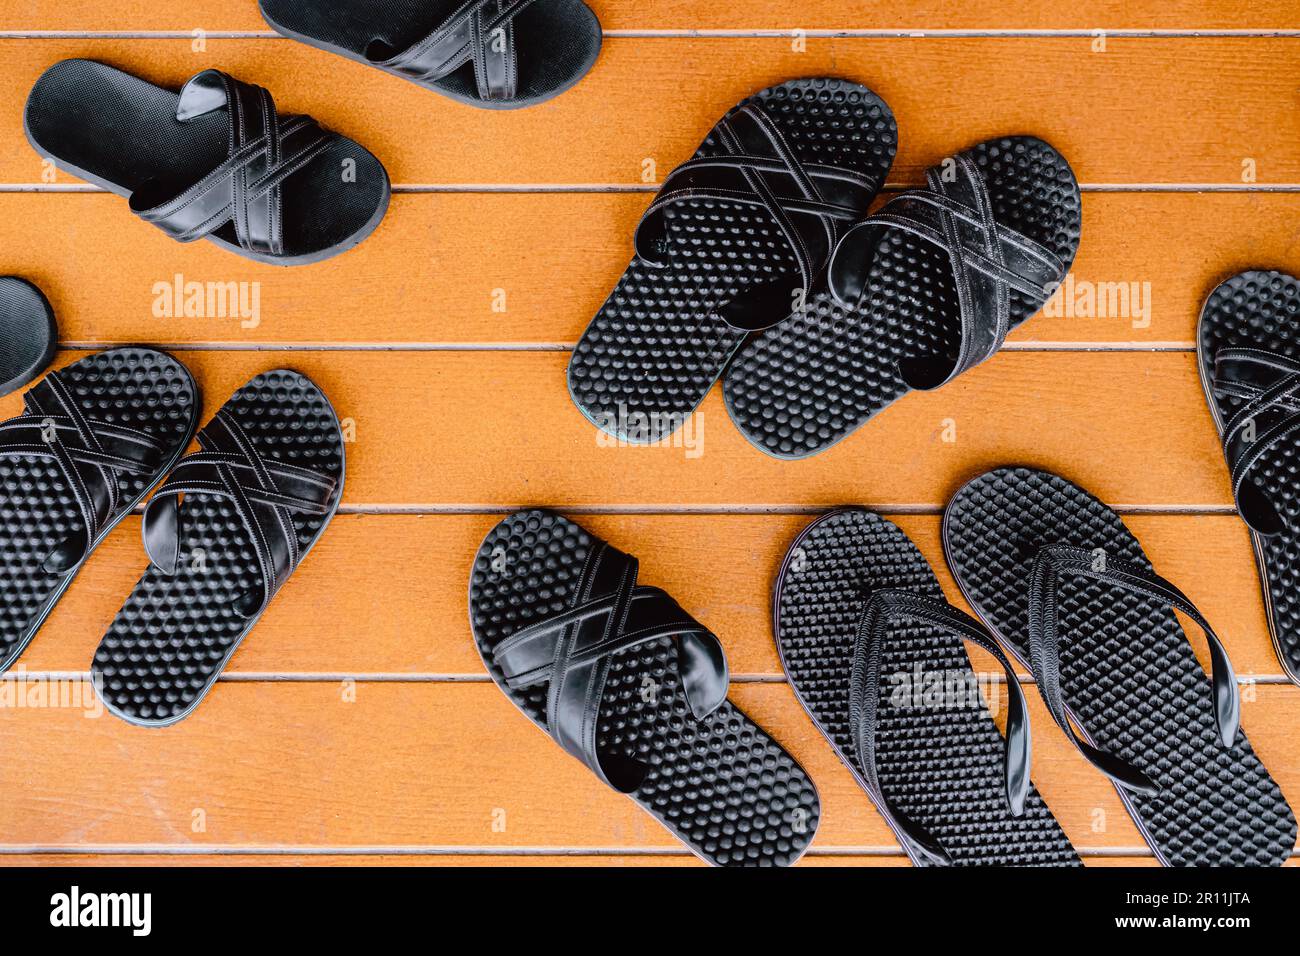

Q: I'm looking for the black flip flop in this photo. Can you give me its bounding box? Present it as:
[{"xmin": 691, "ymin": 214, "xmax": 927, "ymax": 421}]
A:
[
  {"xmin": 568, "ymin": 78, "xmax": 897, "ymax": 445},
  {"xmin": 774, "ymin": 508, "xmax": 1080, "ymax": 866},
  {"xmin": 0, "ymin": 277, "xmax": 57, "ymax": 398},
  {"xmin": 25, "ymin": 60, "xmax": 390, "ymax": 266},
  {"xmin": 469, "ymin": 510, "xmax": 820, "ymax": 866},
  {"xmin": 259, "ymin": 0, "xmax": 601, "ymax": 109},
  {"xmin": 1198, "ymin": 269, "xmax": 1300, "ymax": 686},
  {"xmin": 725, "ymin": 136, "xmax": 1081, "ymax": 459},
  {"xmin": 0, "ymin": 348, "xmax": 198, "ymax": 674},
  {"xmin": 943, "ymin": 466, "xmax": 1297, "ymax": 866},
  {"xmin": 91, "ymin": 370, "xmax": 345, "ymax": 726}
]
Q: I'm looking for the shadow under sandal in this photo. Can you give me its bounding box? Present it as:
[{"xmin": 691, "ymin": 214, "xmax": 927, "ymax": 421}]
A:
[
  {"xmin": 259, "ymin": 0, "xmax": 602, "ymax": 109},
  {"xmin": 469, "ymin": 510, "xmax": 820, "ymax": 866},
  {"xmin": 0, "ymin": 348, "xmax": 198, "ymax": 675},
  {"xmin": 943, "ymin": 466, "xmax": 1297, "ymax": 866},
  {"xmin": 774, "ymin": 508, "xmax": 1079, "ymax": 866},
  {"xmin": 725, "ymin": 137, "xmax": 1080, "ymax": 458},
  {"xmin": 92, "ymin": 370, "xmax": 345, "ymax": 726},
  {"xmin": 0, "ymin": 277, "xmax": 57, "ymax": 398},
  {"xmin": 568, "ymin": 78, "xmax": 896, "ymax": 445},
  {"xmin": 1198, "ymin": 270, "xmax": 1300, "ymax": 686},
  {"xmin": 25, "ymin": 60, "xmax": 390, "ymax": 266}
]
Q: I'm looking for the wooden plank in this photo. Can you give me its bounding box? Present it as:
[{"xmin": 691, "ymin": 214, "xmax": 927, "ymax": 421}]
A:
[
  {"xmin": 0, "ymin": 682, "xmax": 1294, "ymax": 851},
  {"xmin": 6, "ymin": 192, "xmax": 1296, "ymax": 348},
  {"xmin": 0, "ymin": 349, "xmax": 1236, "ymax": 509},
  {"xmin": 3, "ymin": 1, "xmax": 1294, "ymax": 32},
  {"xmin": 4, "ymin": 38, "xmax": 1299, "ymax": 186},
  {"xmin": 15, "ymin": 513, "xmax": 1285, "ymax": 678}
]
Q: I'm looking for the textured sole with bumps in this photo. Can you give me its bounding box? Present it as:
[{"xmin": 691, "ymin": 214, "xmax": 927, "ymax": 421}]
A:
[
  {"xmin": 568, "ymin": 77, "xmax": 897, "ymax": 444},
  {"xmin": 91, "ymin": 370, "xmax": 345, "ymax": 726},
  {"xmin": 943, "ymin": 466, "xmax": 1297, "ymax": 866},
  {"xmin": 469, "ymin": 510, "xmax": 821, "ymax": 867},
  {"xmin": 725, "ymin": 136, "xmax": 1081, "ymax": 459}
]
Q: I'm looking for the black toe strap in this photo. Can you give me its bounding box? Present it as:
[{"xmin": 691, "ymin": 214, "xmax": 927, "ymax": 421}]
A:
[
  {"xmin": 141, "ymin": 408, "xmax": 338, "ymax": 617},
  {"xmin": 1212, "ymin": 347, "xmax": 1300, "ymax": 536},
  {"xmin": 369, "ymin": 0, "xmax": 536, "ymax": 102},
  {"xmin": 829, "ymin": 154, "xmax": 1065, "ymax": 390},
  {"xmin": 0, "ymin": 371, "xmax": 164, "ymax": 573},
  {"xmin": 128, "ymin": 69, "xmax": 335, "ymax": 256},
  {"xmin": 491, "ymin": 542, "xmax": 729, "ymax": 793},
  {"xmin": 1026, "ymin": 544, "xmax": 1239, "ymax": 796},
  {"xmin": 849, "ymin": 589, "xmax": 1031, "ymax": 867},
  {"xmin": 633, "ymin": 102, "xmax": 879, "ymax": 333}
]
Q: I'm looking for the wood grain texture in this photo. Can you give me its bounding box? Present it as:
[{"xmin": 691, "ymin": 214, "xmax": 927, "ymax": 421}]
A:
[
  {"xmin": 5, "ymin": 192, "xmax": 1297, "ymax": 348},
  {"xmin": 14, "ymin": 512, "xmax": 1285, "ymax": 678},
  {"xmin": 0, "ymin": 682, "xmax": 1293, "ymax": 852},
  {"xmin": 5, "ymin": 37, "xmax": 1300, "ymax": 186}
]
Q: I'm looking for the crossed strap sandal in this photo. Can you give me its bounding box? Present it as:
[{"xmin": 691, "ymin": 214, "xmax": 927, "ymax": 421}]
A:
[
  {"xmin": 944, "ymin": 466, "xmax": 1296, "ymax": 866},
  {"xmin": 92, "ymin": 370, "xmax": 345, "ymax": 726},
  {"xmin": 569, "ymin": 78, "xmax": 897, "ymax": 446},
  {"xmin": 470, "ymin": 510, "xmax": 821, "ymax": 866},
  {"xmin": 0, "ymin": 348, "xmax": 198, "ymax": 675},
  {"xmin": 1199, "ymin": 269, "xmax": 1300, "ymax": 685},
  {"xmin": 774, "ymin": 508, "xmax": 1079, "ymax": 866},
  {"xmin": 25, "ymin": 60, "xmax": 390, "ymax": 265},
  {"xmin": 259, "ymin": 0, "xmax": 601, "ymax": 109},
  {"xmin": 725, "ymin": 136, "xmax": 1081, "ymax": 459}
]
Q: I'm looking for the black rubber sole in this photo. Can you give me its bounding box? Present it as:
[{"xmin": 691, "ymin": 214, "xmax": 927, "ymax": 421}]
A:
[
  {"xmin": 773, "ymin": 508, "xmax": 1081, "ymax": 866},
  {"xmin": 724, "ymin": 136, "xmax": 1081, "ymax": 459},
  {"xmin": 91, "ymin": 370, "xmax": 345, "ymax": 727},
  {"xmin": 0, "ymin": 276, "xmax": 58, "ymax": 398},
  {"xmin": 0, "ymin": 348, "xmax": 199, "ymax": 675},
  {"xmin": 1197, "ymin": 269, "xmax": 1300, "ymax": 687},
  {"xmin": 568, "ymin": 77, "xmax": 897, "ymax": 445},
  {"xmin": 468, "ymin": 509, "xmax": 821, "ymax": 867},
  {"xmin": 943, "ymin": 466, "xmax": 1297, "ymax": 866}
]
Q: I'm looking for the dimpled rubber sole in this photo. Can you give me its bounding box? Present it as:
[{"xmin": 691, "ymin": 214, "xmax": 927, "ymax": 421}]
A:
[
  {"xmin": 568, "ymin": 78, "xmax": 896, "ymax": 443},
  {"xmin": 92, "ymin": 370, "xmax": 345, "ymax": 726},
  {"xmin": 943, "ymin": 467, "xmax": 1296, "ymax": 866},
  {"xmin": 469, "ymin": 510, "xmax": 820, "ymax": 866},
  {"xmin": 774, "ymin": 508, "xmax": 1080, "ymax": 866},
  {"xmin": 1198, "ymin": 270, "xmax": 1300, "ymax": 686},
  {"xmin": 0, "ymin": 348, "xmax": 197, "ymax": 674},
  {"xmin": 725, "ymin": 137, "xmax": 1081, "ymax": 459},
  {"xmin": 0, "ymin": 277, "xmax": 57, "ymax": 399}
]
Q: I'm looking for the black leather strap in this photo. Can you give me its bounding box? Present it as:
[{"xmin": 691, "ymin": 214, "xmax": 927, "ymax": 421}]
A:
[
  {"xmin": 1026, "ymin": 544, "xmax": 1240, "ymax": 796},
  {"xmin": 633, "ymin": 103, "xmax": 878, "ymax": 333},
  {"xmin": 128, "ymin": 70, "xmax": 334, "ymax": 256},
  {"xmin": 0, "ymin": 371, "xmax": 164, "ymax": 573},
  {"xmin": 848, "ymin": 588, "xmax": 1031, "ymax": 867},
  {"xmin": 370, "ymin": 0, "xmax": 536, "ymax": 101},
  {"xmin": 1211, "ymin": 347, "xmax": 1300, "ymax": 536},
  {"xmin": 829, "ymin": 154, "xmax": 1065, "ymax": 389},
  {"xmin": 491, "ymin": 542, "xmax": 729, "ymax": 793},
  {"xmin": 141, "ymin": 409, "xmax": 338, "ymax": 617}
]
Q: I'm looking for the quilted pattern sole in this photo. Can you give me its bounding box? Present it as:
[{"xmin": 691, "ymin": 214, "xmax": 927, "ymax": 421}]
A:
[
  {"xmin": 0, "ymin": 348, "xmax": 197, "ymax": 674},
  {"xmin": 91, "ymin": 370, "xmax": 345, "ymax": 726},
  {"xmin": 943, "ymin": 466, "xmax": 1297, "ymax": 866},
  {"xmin": 773, "ymin": 508, "xmax": 1080, "ymax": 866},
  {"xmin": 1198, "ymin": 269, "xmax": 1300, "ymax": 685},
  {"xmin": 568, "ymin": 77, "xmax": 897, "ymax": 444},
  {"xmin": 725, "ymin": 136, "xmax": 1081, "ymax": 459},
  {"xmin": 468, "ymin": 510, "xmax": 821, "ymax": 867}
]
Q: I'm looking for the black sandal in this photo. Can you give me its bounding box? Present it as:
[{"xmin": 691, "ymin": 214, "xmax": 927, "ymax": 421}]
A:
[{"xmin": 0, "ymin": 276, "xmax": 57, "ymax": 398}]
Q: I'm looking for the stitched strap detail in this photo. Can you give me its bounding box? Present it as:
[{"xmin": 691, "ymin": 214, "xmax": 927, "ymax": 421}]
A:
[
  {"xmin": 128, "ymin": 70, "xmax": 334, "ymax": 255},
  {"xmin": 373, "ymin": 0, "xmax": 536, "ymax": 101},
  {"xmin": 141, "ymin": 408, "xmax": 337, "ymax": 616},
  {"xmin": 830, "ymin": 155, "xmax": 1066, "ymax": 389},
  {"xmin": 491, "ymin": 542, "xmax": 729, "ymax": 793},
  {"xmin": 1026, "ymin": 544, "xmax": 1240, "ymax": 796},
  {"xmin": 848, "ymin": 588, "xmax": 1030, "ymax": 866},
  {"xmin": 1211, "ymin": 347, "xmax": 1300, "ymax": 536}
]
